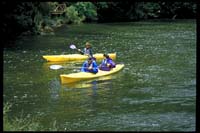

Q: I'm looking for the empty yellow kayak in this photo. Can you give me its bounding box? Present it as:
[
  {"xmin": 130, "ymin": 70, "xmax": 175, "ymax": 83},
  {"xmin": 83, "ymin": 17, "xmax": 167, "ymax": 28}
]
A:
[
  {"xmin": 43, "ymin": 53, "xmax": 116, "ymax": 62},
  {"xmin": 60, "ymin": 64, "xmax": 124, "ymax": 84}
]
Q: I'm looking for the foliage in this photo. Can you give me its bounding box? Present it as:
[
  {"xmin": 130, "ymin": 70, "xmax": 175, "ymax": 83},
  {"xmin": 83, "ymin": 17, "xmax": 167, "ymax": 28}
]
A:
[
  {"xmin": 38, "ymin": 2, "xmax": 56, "ymax": 16},
  {"xmin": 3, "ymin": 103, "xmax": 12, "ymax": 116},
  {"xmin": 158, "ymin": 2, "xmax": 196, "ymax": 19},
  {"xmin": 3, "ymin": 102, "xmax": 59, "ymax": 131},
  {"xmin": 141, "ymin": 2, "xmax": 161, "ymax": 19},
  {"xmin": 1, "ymin": 1, "xmax": 196, "ymax": 46},
  {"xmin": 95, "ymin": 2, "xmax": 196, "ymax": 22},
  {"xmin": 64, "ymin": 2, "xmax": 97, "ymax": 24},
  {"xmin": 33, "ymin": 10, "xmax": 43, "ymax": 32},
  {"xmin": 33, "ymin": 2, "xmax": 58, "ymax": 32},
  {"xmin": 65, "ymin": 5, "xmax": 85, "ymax": 24},
  {"xmin": 73, "ymin": 2, "xmax": 97, "ymax": 21},
  {"xmin": 11, "ymin": 3, "xmax": 32, "ymax": 31},
  {"xmin": 95, "ymin": 2, "xmax": 109, "ymax": 9},
  {"xmin": 3, "ymin": 102, "xmax": 41, "ymax": 131}
]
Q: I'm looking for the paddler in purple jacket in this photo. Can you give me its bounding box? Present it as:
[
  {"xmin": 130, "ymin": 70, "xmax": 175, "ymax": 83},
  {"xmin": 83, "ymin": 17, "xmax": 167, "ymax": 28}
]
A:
[{"xmin": 99, "ymin": 53, "xmax": 116, "ymax": 71}]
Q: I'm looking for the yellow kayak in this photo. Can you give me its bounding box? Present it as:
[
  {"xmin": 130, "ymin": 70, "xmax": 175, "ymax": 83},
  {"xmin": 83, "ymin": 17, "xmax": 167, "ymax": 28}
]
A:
[
  {"xmin": 60, "ymin": 64, "xmax": 124, "ymax": 84},
  {"xmin": 43, "ymin": 53, "xmax": 116, "ymax": 62}
]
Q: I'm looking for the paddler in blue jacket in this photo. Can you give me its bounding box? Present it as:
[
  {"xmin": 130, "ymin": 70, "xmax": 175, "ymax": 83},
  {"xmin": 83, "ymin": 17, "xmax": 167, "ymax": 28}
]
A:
[
  {"xmin": 81, "ymin": 57, "xmax": 98, "ymax": 74},
  {"xmin": 99, "ymin": 53, "xmax": 116, "ymax": 71},
  {"xmin": 78, "ymin": 42, "xmax": 93, "ymax": 57}
]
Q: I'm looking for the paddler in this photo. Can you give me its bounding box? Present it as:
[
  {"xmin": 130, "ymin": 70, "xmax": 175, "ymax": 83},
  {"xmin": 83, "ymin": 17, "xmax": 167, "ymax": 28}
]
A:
[
  {"xmin": 81, "ymin": 57, "xmax": 98, "ymax": 74},
  {"xmin": 77, "ymin": 42, "xmax": 93, "ymax": 57},
  {"xmin": 99, "ymin": 53, "xmax": 116, "ymax": 71}
]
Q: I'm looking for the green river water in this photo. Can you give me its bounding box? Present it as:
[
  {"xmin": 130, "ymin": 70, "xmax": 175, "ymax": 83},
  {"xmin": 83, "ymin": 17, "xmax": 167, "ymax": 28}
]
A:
[{"xmin": 3, "ymin": 20, "xmax": 196, "ymax": 131}]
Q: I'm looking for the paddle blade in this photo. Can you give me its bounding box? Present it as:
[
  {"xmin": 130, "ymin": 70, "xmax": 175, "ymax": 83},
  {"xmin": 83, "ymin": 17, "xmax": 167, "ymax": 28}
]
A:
[
  {"xmin": 70, "ymin": 44, "xmax": 76, "ymax": 49},
  {"xmin": 49, "ymin": 65, "xmax": 63, "ymax": 70}
]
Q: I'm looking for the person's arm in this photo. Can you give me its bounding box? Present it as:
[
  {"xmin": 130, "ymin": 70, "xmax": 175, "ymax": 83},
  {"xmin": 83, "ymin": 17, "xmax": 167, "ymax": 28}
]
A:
[
  {"xmin": 89, "ymin": 49, "xmax": 93, "ymax": 57},
  {"xmin": 88, "ymin": 63, "xmax": 93, "ymax": 70},
  {"xmin": 107, "ymin": 59, "xmax": 116, "ymax": 68},
  {"xmin": 77, "ymin": 49, "xmax": 84, "ymax": 55},
  {"xmin": 91, "ymin": 61, "xmax": 98, "ymax": 73},
  {"xmin": 110, "ymin": 59, "xmax": 116, "ymax": 67},
  {"xmin": 99, "ymin": 59, "xmax": 104, "ymax": 67}
]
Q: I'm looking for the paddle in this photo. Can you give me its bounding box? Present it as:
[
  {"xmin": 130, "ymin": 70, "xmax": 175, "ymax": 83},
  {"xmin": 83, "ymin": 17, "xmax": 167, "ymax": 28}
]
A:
[
  {"xmin": 69, "ymin": 44, "xmax": 95, "ymax": 60},
  {"xmin": 49, "ymin": 65, "xmax": 83, "ymax": 70},
  {"xmin": 70, "ymin": 44, "xmax": 84, "ymax": 54},
  {"xmin": 49, "ymin": 65, "xmax": 90, "ymax": 70},
  {"xmin": 49, "ymin": 65, "xmax": 64, "ymax": 70}
]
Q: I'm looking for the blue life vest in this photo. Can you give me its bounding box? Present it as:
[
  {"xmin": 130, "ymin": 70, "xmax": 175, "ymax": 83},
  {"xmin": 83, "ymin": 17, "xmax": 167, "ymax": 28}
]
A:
[{"xmin": 81, "ymin": 60, "xmax": 98, "ymax": 74}]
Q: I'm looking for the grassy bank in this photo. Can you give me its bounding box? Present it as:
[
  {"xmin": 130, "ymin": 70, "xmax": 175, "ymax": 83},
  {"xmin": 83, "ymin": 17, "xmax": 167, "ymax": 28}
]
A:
[{"xmin": 3, "ymin": 103, "xmax": 58, "ymax": 131}]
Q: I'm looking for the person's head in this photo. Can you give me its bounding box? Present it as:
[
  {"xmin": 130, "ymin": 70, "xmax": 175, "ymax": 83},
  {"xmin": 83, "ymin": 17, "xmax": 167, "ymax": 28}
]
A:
[
  {"xmin": 85, "ymin": 42, "xmax": 91, "ymax": 49},
  {"xmin": 103, "ymin": 53, "xmax": 109, "ymax": 58},
  {"xmin": 87, "ymin": 57, "xmax": 93, "ymax": 64}
]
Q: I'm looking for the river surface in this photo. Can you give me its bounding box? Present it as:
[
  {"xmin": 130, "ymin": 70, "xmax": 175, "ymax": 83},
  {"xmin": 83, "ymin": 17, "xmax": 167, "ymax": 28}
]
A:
[{"xmin": 3, "ymin": 20, "xmax": 196, "ymax": 131}]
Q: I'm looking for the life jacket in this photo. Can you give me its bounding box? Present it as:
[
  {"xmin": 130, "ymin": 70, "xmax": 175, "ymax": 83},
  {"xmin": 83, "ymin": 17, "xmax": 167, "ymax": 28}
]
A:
[
  {"xmin": 81, "ymin": 60, "xmax": 98, "ymax": 73},
  {"xmin": 103, "ymin": 59, "xmax": 107, "ymax": 65},
  {"xmin": 83, "ymin": 48, "xmax": 93, "ymax": 57},
  {"xmin": 102, "ymin": 58, "xmax": 115, "ymax": 68}
]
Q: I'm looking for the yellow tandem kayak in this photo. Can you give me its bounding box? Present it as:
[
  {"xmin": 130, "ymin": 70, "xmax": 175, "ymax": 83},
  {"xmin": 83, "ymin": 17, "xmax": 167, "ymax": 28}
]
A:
[
  {"xmin": 43, "ymin": 53, "xmax": 116, "ymax": 62},
  {"xmin": 60, "ymin": 64, "xmax": 124, "ymax": 84}
]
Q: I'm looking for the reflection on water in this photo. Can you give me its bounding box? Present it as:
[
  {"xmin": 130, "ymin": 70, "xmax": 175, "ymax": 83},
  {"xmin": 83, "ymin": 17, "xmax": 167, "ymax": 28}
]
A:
[
  {"xmin": 91, "ymin": 80, "xmax": 97, "ymax": 96},
  {"xmin": 48, "ymin": 78, "xmax": 61, "ymax": 100},
  {"xmin": 47, "ymin": 75, "xmax": 115, "ymax": 102},
  {"xmin": 63, "ymin": 75, "xmax": 113, "ymax": 89}
]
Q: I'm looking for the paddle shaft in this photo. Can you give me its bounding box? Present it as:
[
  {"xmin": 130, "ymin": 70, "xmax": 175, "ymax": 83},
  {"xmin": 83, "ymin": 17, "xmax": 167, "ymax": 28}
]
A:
[
  {"xmin": 78, "ymin": 49, "xmax": 84, "ymax": 55},
  {"xmin": 50, "ymin": 65, "xmax": 94, "ymax": 70}
]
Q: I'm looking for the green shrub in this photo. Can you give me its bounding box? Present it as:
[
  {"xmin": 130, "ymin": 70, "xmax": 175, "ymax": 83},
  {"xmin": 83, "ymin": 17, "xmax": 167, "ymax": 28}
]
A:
[
  {"xmin": 74, "ymin": 2, "xmax": 97, "ymax": 21},
  {"xmin": 3, "ymin": 103, "xmax": 40, "ymax": 131},
  {"xmin": 3, "ymin": 102, "xmax": 59, "ymax": 131},
  {"xmin": 65, "ymin": 5, "xmax": 85, "ymax": 24},
  {"xmin": 142, "ymin": 2, "xmax": 160, "ymax": 19}
]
